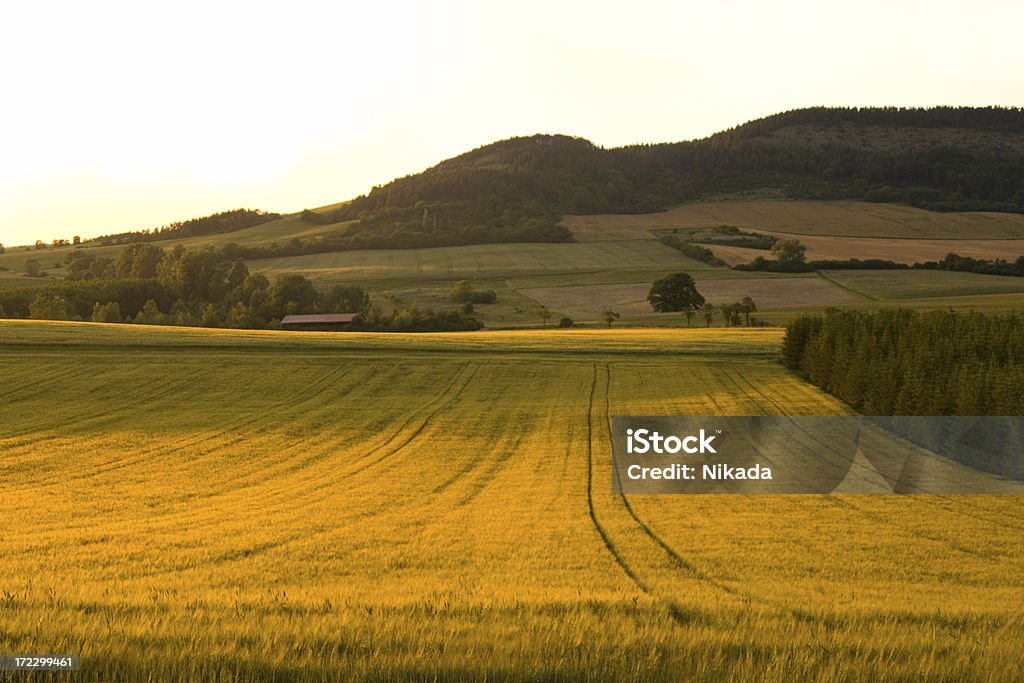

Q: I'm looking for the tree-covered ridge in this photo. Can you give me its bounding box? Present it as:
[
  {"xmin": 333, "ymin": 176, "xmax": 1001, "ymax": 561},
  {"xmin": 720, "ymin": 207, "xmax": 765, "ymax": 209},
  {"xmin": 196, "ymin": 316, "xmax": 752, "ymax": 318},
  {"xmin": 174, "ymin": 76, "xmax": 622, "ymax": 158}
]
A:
[
  {"xmin": 85, "ymin": 209, "xmax": 281, "ymax": 246},
  {"xmin": 707, "ymin": 106, "xmax": 1024, "ymax": 139},
  {"xmin": 316, "ymin": 107, "xmax": 1024, "ymax": 240},
  {"xmin": 309, "ymin": 134, "xmax": 604, "ymax": 246},
  {"xmin": 42, "ymin": 107, "xmax": 1024, "ymax": 254},
  {"xmin": 783, "ymin": 309, "xmax": 1024, "ymax": 416}
]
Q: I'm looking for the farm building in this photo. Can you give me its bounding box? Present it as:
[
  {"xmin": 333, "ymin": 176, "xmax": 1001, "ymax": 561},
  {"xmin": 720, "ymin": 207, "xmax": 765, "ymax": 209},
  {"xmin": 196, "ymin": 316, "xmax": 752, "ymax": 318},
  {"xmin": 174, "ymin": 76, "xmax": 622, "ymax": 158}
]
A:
[{"xmin": 280, "ymin": 313, "xmax": 361, "ymax": 331}]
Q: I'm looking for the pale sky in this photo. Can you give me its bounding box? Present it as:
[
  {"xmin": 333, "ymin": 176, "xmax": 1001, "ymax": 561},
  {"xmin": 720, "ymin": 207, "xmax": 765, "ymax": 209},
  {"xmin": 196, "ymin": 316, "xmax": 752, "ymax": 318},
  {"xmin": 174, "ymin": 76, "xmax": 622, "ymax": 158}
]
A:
[{"xmin": 2, "ymin": 0, "xmax": 1022, "ymax": 246}]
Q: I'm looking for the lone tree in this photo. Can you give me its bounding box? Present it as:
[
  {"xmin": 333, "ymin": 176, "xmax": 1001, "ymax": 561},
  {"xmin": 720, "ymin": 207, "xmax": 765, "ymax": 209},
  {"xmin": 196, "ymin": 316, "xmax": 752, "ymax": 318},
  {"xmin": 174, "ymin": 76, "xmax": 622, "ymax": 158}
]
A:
[
  {"xmin": 647, "ymin": 272, "xmax": 705, "ymax": 313},
  {"xmin": 23, "ymin": 258, "xmax": 42, "ymax": 277},
  {"xmin": 602, "ymin": 307, "xmax": 620, "ymax": 328},
  {"xmin": 539, "ymin": 306, "xmax": 552, "ymax": 327},
  {"xmin": 740, "ymin": 296, "xmax": 757, "ymax": 326}
]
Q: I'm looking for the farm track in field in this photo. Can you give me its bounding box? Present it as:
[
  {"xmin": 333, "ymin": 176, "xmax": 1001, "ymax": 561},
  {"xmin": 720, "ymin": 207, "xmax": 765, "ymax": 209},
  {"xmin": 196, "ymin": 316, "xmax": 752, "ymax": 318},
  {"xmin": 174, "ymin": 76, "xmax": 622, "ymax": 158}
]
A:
[
  {"xmin": 6, "ymin": 361, "xmax": 542, "ymax": 567},
  {"xmin": 189, "ymin": 366, "xmax": 488, "ymax": 527},
  {"xmin": 839, "ymin": 497, "xmax": 1008, "ymax": 560},
  {"xmin": 928, "ymin": 494, "xmax": 1024, "ymax": 527},
  {"xmin": 586, "ymin": 363, "xmax": 749, "ymax": 620},
  {"xmin": 584, "ymin": 364, "xmax": 651, "ymax": 594},
  {"xmin": 0, "ymin": 362, "xmax": 82, "ymax": 401},
  {"xmin": 726, "ymin": 364, "xmax": 1024, "ymax": 530},
  {"xmin": 163, "ymin": 365, "xmax": 552, "ymax": 569},
  {"xmin": 0, "ymin": 365, "xmax": 225, "ymax": 477},
  {"xmin": 21, "ymin": 365, "xmax": 481, "ymax": 544},
  {"xmin": 601, "ymin": 363, "xmax": 746, "ymax": 601}
]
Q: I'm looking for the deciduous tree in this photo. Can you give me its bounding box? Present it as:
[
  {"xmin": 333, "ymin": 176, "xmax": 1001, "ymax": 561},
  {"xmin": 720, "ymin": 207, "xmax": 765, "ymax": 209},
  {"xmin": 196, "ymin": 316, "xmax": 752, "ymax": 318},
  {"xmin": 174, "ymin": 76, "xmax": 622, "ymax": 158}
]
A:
[
  {"xmin": 702, "ymin": 303, "xmax": 715, "ymax": 327},
  {"xmin": 771, "ymin": 239, "xmax": 807, "ymax": 266},
  {"xmin": 740, "ymin": 297, "xmax": 757, "ymax": 326},
  {"xmin": 647, "ymin": 272, "xmax": 705, "ymax": 313}
]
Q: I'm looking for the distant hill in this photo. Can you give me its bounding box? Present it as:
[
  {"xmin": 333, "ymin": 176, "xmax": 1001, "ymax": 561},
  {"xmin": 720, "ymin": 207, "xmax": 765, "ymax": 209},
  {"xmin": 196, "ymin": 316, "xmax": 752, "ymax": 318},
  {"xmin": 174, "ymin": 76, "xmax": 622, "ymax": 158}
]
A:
[
  {"xmin": 63, "ymin": 107, "xmax": 1024, "ymax": 254},
  {"xmin": 345, "ymin": 106, "xmax": 1024, "ymax": 213}
]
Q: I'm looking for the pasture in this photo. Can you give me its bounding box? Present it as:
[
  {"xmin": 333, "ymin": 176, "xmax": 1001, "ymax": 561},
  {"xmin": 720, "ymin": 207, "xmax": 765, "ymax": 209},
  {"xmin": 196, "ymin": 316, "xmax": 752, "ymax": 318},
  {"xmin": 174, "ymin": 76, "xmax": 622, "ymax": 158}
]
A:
[
  {"xmin": 817, "ymin": 269, "xmax": 1024, "ymax": 300},
  {"xmin": 240, "ymin": 202, "xmax": 1024, "ymax": 326},
  {"xmin": 0, "ymin": 213, "xmax": 351, "ymax": 277},
  {"xmin": 7, "ymin": 199, "xmax": 1024, "ymax": 328},
  {"xmin": 246, "ymin": 239, "xmax": 713, "ymax": 284},
  {"xmin": 1, "ymin": 321, "xmax": 1022, "ymax": 681}
]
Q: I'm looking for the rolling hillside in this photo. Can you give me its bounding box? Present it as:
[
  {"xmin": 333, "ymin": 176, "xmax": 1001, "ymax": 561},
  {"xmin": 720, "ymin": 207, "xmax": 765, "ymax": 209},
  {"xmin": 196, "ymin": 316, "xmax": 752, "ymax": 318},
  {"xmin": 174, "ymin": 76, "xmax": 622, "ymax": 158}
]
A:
[
  {"xmin": 4, "ymin": 107, "xmax": 1024, "ymax": 327},
  {"xmin": 7, "ymin": 200, "xmax": 1024, "ymax": 327}
]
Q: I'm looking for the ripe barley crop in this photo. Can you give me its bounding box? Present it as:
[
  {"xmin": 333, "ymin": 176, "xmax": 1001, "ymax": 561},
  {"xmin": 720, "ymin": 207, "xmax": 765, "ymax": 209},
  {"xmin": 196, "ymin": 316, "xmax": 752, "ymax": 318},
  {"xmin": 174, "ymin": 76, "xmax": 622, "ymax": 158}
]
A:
[{"xmin": 1, "ymin": 322, "xmax": 1022, "ymax": 681}]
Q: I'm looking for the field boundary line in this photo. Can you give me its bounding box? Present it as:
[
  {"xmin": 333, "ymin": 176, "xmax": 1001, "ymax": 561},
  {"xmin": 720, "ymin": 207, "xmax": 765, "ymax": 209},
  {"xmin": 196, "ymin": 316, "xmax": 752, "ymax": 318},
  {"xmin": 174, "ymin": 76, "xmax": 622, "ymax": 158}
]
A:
[{"xmin": 815, "ymin": 270, "xmax": 878, "ymax": 301}]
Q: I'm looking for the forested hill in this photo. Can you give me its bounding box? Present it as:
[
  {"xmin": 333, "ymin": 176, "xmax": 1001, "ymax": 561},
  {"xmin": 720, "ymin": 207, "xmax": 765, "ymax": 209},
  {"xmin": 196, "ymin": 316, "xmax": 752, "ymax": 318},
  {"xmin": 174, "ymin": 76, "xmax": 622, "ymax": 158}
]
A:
[
  {"xmin": 59, "ymin": 107, "xmax": 1024, "ymax": 253},
  {"xmin": 315, "ymin": 106, "xmax": 1024, "ymax": 248}
]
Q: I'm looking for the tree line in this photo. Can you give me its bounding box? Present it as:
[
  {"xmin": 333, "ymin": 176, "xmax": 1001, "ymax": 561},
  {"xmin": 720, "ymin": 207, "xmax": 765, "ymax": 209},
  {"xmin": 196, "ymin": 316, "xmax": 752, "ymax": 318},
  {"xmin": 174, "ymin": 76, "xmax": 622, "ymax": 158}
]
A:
[
  {"xmin": 914, "ymin": 253, "xmax": 1024, "ymax": 277},
  {"xmin": 727, "ymin": 240, "xmax": 1024, "ymax": 275},
  {"xmin": 658, "ymin": 236, "xmax": 726, "ymax": 266},
  {"xmin": 83, "ymin": 209, "xmax": 280, "ymax": 246},
  {"xmin": 0, "ymin": 243, "xmax": 481, "ymax": 332},
  {"xmin": 783, "ymin": 309, "xmax": 1024, "ymax": 415},
  {"xmin": 168, "ymin": 107, "xmax": 1020, "ymax": 259}
]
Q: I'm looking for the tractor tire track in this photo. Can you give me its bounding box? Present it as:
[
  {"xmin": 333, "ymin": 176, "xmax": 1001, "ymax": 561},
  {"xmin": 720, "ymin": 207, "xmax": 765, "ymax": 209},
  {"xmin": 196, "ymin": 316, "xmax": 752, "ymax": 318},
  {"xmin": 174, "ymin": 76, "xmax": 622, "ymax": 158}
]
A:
[
  {"xmin": 335, "ymin": 363, "xmax": 481, "ymax": 482},
  {"xmin": 717, "ymin": 363, "xmax": 862, "ymax": 512},
  {"xmin": 601, "ymin": 363, "xmax": 745, "ymax": 599},
  {"xmin": 3, "ymin": 364, "xmax": 371, "ymax": 540},
  {"xmin": 113, "ymin": 366, "xmax": 486, "ymax": 569},
  {"xmin": 32, "ymin": 364, "xmax": 356, "ymax": 487},
  {"xmin": 584, "ymin": 363, "xmax": 653, "ymax": 594},
  {"xmin": 197, "ymin": 365, "xmax": 484, "ymax": 520},
  {"xmin": 0, "ymin": 364, "xmax": 213, "ymax": 449},
  {"xmin": 16, "ymin": 364, "xmax": 475, "ymax": 541},
  {"xmin": 0, "ymin": 362, "xmax": 80, "ymax": 402}
]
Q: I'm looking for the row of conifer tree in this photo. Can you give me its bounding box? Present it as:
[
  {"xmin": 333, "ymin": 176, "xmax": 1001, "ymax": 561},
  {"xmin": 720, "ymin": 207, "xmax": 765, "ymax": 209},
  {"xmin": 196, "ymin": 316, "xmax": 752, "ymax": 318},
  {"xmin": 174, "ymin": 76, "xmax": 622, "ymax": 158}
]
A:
[{"xmin": 783, "ymin": 309, "xmax": 1024, "ymax": 415}]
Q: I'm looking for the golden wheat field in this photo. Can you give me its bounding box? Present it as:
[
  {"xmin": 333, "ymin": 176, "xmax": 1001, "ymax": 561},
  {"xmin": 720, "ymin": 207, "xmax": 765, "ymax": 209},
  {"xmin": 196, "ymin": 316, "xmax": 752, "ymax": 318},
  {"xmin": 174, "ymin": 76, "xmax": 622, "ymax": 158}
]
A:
[{"xmin": 2, "ymin": 321, "xmax": 1023, "ymax": 681}]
